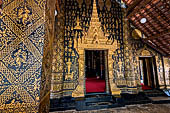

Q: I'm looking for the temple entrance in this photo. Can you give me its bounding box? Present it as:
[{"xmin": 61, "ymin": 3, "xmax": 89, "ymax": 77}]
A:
[
  {"xmin": 139, "ymin": 57, "xmax": 159, "ymax": 90},
  {"xmin": 85, "ymin": 50, "xmax": 107, "ymax": 93}
]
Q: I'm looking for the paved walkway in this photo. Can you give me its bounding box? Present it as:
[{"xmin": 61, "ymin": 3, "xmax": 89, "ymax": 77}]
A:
[{"xmin": 50, "ymin": 104, "xmax": 170, "ymax": 113}]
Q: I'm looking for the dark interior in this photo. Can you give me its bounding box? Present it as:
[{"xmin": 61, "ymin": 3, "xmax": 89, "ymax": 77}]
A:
[
  {"xmin": 139, "ymin": 57, "xmax": 159, "ymax": 90},
  {"xmin": 85, "ymin": 50, "xmax": 106, "ymax": 80},
  {"xmin": 85, "ymin": 50, "xmax": 106, "ymax": 93}
]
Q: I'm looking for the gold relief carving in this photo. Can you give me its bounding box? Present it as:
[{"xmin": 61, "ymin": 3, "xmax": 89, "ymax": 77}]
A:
[
  {"xmin": 137, "ymin": 46, "xmax": 155, "ymax": 57},
  {"xmin": 52, "ymin": 84, "xmax": 62, "ymax": 91},
  {"xmin": 63, "ymin": 82, "xmax": 76, "ymax": 89},
  {"xmin": 123, "ymin": 17, "xmax": 140, "ymax": 89},
  {"xmin": 74, "ymin": 16, "xmax": 82, "ymax": 30},
  {"xmin": 51, "ymin": 3, "xmax": 65, "ymax": 98},
  {"xmin": 72, "ymin": 0, "xmax": 120, "ymax": 97}
]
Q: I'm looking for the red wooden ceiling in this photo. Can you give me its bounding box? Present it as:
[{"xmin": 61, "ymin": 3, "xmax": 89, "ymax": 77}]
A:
[{"xmin": 123, "ymin": 0, "xmax": 170, "ymax": 56}]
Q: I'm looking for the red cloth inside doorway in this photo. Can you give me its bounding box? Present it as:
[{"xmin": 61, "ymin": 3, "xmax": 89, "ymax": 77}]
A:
[{"xmin": 86, "ymin": 77, "xmax": 106, "ymax": 93}]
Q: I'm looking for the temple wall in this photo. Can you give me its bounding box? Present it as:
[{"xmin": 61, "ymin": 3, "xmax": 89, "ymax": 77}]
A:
[
  {"xmin": 51, "ymin": 0, "xmax": 168, "ymax": 98},
  {"xmin": 0, "ymin": 0, "xmax": 55, "ymax": 112},
  {"xmin": 59, "ymin": 0, "xmax": 125, "ymax": 97}
]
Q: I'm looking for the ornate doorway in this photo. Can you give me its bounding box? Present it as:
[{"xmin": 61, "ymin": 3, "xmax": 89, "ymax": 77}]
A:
[
  {"xmin": 139, "ymin": 57, "xmax": 159, "ymax": 90},
  {"xmin": 72, "ymin": 0, "xmax": 120, "ymax": 97},
  {"xmin": 85, "ymin": 50, "xmax": 108, "ymax": 93}
]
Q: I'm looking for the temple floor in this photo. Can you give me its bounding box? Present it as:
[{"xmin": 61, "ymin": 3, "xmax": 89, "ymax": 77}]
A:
[{"xmin": 50, "ymin": 104, "xmax": 170, "ymax": 113}]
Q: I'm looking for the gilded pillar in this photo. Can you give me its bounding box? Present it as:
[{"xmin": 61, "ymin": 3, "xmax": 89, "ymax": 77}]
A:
[
  {"xmin": 163, "ymin": 57, "xmax": 170, "ymax": 88},
  {"xmin": 50, "ymin": 1, "xmax": 65, "ymax": 99},
  {"xmin": 156, "ymin": 55, "xmax": 165, "ymax": 89},
  {"xmin": 123, "ymin": 13, "xmax": 139, "ymax": 93},
  {"xmin": 0, "ymin": 0, "xmax": 56, "ymax": 112},
  {"xmin": 39, "ymin": 0, "xmax": 56, "ymax": 112}
]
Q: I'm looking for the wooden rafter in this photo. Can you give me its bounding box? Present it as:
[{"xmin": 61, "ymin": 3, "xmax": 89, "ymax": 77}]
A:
[
  {"xmin": 127, "ymin": 0, "xmax": 152, "ymax": 18},
  {"xmin": 145, "ymin": 29, "xmax": 170, "ymax": 41},
  {"xmin": 124, "ymin": 0, "xmax": 170, "ymax": 56},
  {"xmin": 127, "ymin": 0, "xmax": 142, "ymax": 16},
  {"xmin": 142, "ymin": 39, "xmax": 167, "ymax": 56}
]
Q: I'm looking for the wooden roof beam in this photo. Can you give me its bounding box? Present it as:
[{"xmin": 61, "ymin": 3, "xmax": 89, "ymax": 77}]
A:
[
  {"xmin": 127, "ymin": 0, "xmax": 142, "ymax": 13},
  {"xmin": 127, "ymin": 0, "xmax": 152, "ymax": 18},
  {"xmin": 142, "ymin": 39, "xmax": 168, "ymax": 56},
  {"xmin": 127, "ymin": 0, "xmax": 142, "ymax": 16},
  {"xmin": 145, "ymin": 29, "xmax": 170, "ymax": 41}
]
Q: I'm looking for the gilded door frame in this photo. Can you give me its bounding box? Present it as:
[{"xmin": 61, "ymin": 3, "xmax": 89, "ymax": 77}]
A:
[
  {"xmin": 137, "ymin": 48, "xmax": 160, "ymax": 89},
  {"xmin": 72, "ymin": 43, "xmax": 121, "ymax": 97},
  {"xmin": 83, "ymin": 49, "xmax": 110, "ymax": 95}
]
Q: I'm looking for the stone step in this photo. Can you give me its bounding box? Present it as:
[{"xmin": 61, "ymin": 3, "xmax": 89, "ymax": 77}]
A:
[
  {"xmin": 85, "ymin": 95, "xmax": 114, "ymax": 103},
  {"xmin": 50, "ymin": 97, "xmax": 76, "ymax": 112},
  {"xmin": 144, "ymin": 89, "xmax": 167, "ymax": 97},
  {"xmin": 149, "ymin": 96, "xmax": 170, "ymax": 104},
  {"xmin": 76, "ymin": 94, "xmax": 121, "ymax": 111},
  {"xmin": 121, "ymin": 92, "xmax": 151, "ymax": 105}
]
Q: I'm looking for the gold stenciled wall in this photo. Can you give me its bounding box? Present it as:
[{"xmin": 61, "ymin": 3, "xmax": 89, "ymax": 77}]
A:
[
  {"xmin": 0, "ymin": 0, "xmax": 56, "ymax": 112},
  {"xmin": 51, "ymin": 0, "xmax": 125, "ymax": 97},
  {"xmin": 51, "ymin": 0, "xmax": 168, "ymax": 99}
]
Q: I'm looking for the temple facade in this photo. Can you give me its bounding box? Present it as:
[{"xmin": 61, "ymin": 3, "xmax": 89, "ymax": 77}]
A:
[
  {"xmin": 0, "ymin": 0, "xmax": 169, "ymax": 112},
  {"xmin": 51, "ymin": 0, "xmax": 169, "ymax": 99}
]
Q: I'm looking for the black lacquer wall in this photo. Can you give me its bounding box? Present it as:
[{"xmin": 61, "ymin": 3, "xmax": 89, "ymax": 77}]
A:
[{"xmin": 62, "ymin": 0, "xmax": 124, "ymax": 96}]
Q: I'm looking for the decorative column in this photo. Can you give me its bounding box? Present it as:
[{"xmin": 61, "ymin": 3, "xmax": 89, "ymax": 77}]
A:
[
  {"xmin": 155, "ymin": 55, "xmax": 165, "ymax": 89},
  {"xmin": 0, "ymin": 0, "xmax": 56, "ymax": 112},
  {"xmin": 163, "ymin": 57, "xmax": 170, "ymax": 88},
  {"xmin": 50, "ymin": 1, "xmax": 65, "ymax": 99},
  {"xmin": 123, "ymin": 13, "xmax": 139, "ymax": 94}
]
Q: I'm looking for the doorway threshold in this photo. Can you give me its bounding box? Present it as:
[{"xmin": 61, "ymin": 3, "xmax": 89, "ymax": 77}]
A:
[{"xmin": 85, "ymin": 92, "xmax": 109, "ymax": 96}]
